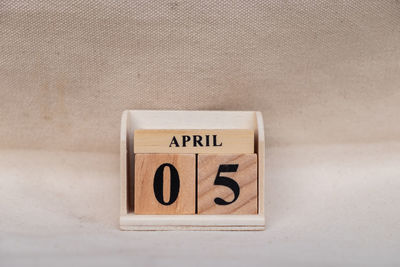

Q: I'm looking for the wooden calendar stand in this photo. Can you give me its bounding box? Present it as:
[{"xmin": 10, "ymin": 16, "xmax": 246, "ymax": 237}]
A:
[{"xmin": 120, "ymin": 110, "xmax": 265, "ymax": 230}]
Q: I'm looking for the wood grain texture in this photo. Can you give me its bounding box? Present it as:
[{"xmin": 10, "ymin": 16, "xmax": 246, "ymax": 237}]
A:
[
  {"xmin": 134, "ymin": 129, "xmax": 254, "ymax": 154},
  {"xmin": 134, "ymin": 153, "xmax": 196, "ymax": 214},
  {"xmin": 121, "ymin": 110, "xmax": 265, "ymax": 230},
  {"xmin": 197, "ymin": 154, "xmax": 258, "ymax": 214}
]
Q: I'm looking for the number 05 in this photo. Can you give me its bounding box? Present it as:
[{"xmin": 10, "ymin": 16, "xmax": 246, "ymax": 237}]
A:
[{"xmin": 152, "ymin": 163, "xmax": 240, "ymax": 206}]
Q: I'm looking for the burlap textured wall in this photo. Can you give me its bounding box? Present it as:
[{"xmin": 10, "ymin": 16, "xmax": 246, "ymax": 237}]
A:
[{"xmin": 1, "ymin": 1, "xmax": 399, "ymax": 153}]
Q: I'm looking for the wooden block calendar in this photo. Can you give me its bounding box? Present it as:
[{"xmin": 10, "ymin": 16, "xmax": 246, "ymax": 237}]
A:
[{"xmin": 120, "ymin": 110, "xmax": 265, "ymax": 230}]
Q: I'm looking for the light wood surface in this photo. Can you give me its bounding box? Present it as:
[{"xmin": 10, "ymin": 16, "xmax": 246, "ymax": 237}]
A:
[
  {"xmin": 197, "ymin": 154, "xmax": 258, "ymax": 214},
  {"xmin": 134, "ymin": 129, "xmax": 254, "ymax": 154},
  {"xmin": 256, "ymin": 112, "xmax": 265, "ymax": 216},
  {"xmin": 120, "ymin": 215, "xmax": 266, "ymax": 230},
  {"xmin": 120, "ymin": 111, "xmax": 128, "ymax": 215},
  {"xmin": 134, "ymin": 153, "xmax": 196, "ymax": 214}
]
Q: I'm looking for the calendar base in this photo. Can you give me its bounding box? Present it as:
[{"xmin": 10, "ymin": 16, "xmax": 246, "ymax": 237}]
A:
[{"xmin": 120, "ymin": 214, "xmax": 265, "ymax": 231}]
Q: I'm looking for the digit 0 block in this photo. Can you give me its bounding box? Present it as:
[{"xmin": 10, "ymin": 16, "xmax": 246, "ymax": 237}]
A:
[
  {"xmin": 134, "ymin": 154, "xmax": 196, "ymax": 214},
  {"xmin": 197, "ymin": 154, "xmax": 258, "ymax": 214}
]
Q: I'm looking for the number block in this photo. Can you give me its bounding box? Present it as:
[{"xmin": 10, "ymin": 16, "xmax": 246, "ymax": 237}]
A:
[
  {"xmin": 197, "ymin": 154, "xmax": 258, "ymax": 214},
  {"xmin": 134, "ymin": 154, "xmax": 196, "ymax": 214}
]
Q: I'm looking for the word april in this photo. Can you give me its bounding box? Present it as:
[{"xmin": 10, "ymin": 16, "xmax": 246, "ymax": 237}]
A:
[{"xmin": 169, "ymin": 135, "xmax": 222, "ymax": 147}]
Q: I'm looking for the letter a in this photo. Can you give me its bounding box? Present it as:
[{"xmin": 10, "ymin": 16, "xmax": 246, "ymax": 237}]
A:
[{"xmin": 169, "ymin": 136, "xmax": 180, "ymax": 147}]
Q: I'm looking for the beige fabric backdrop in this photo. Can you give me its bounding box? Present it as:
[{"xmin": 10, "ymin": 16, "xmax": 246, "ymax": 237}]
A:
[
  {"xmin": 1, "ymin": 0, "xmax": 400, "ymax": 153},
  {"xmin": 1, "ymin": 2, "xmax": 400, "ymax": 266}
]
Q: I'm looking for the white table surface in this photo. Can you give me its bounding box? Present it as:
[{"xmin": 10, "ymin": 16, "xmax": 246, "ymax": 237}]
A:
[{"xmin": 1, "ymin": 144, "xmax": 399, "ymax": 266}]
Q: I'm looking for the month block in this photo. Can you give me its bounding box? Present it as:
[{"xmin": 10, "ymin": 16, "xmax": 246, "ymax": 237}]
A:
[
  {"xmin": 134, "ymin": 129, "xmax": 254, "ymax": 154},
  {"xmin": 197, "ymin": 154, "xmax": 258, "ymax": 214},
  {"xmin": 134, "ymin": 154, "xmax": 196, "ymax": 214}
]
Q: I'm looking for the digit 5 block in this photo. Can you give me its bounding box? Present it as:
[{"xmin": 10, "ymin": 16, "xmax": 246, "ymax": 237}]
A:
[
  {"xmin": 197, "ymin": 154, "xmax": 258, "ymax": 214},
  {"xmin": 134, "ymin": 154, "xmax": 196, "ymax": 214}
]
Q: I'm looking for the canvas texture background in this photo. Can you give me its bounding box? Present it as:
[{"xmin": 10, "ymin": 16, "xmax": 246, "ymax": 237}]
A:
[
  {"xmin": 1, "ymin": 2, "xmax": 400, "ymax": 266},
  {"xmin": 1, "ymin": 0, "xmax": 399, "ymax": 153}
]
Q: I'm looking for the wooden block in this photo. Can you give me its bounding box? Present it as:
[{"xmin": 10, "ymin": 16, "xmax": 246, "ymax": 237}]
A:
[
  {"xmin": 134, "ymin": 153, "xmax": 196, "ymax": 214},
  {"xmin": 197, "ymin": 154, "xmax": 258, "ymax": 214},
  {"xmin": 134, "ymin": 129, "xmax": 254, "ymax": 154}
]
